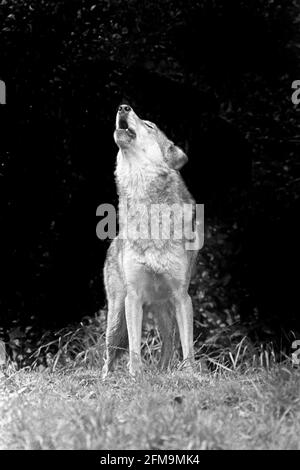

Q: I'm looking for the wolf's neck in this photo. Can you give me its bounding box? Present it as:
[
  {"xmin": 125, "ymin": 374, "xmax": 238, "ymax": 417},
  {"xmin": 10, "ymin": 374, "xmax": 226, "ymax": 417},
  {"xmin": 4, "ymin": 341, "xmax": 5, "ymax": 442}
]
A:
[{"xmin": 115, "ymin": 156, "xmax": 170, "ymax": 202}]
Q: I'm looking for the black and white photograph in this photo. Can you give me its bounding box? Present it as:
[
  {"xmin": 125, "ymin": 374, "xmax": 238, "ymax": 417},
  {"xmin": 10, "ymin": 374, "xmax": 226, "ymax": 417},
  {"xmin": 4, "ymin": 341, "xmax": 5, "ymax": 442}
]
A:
[{"xmin": 0, "ymin": 0, "xmax": 300, "ymax": 454}]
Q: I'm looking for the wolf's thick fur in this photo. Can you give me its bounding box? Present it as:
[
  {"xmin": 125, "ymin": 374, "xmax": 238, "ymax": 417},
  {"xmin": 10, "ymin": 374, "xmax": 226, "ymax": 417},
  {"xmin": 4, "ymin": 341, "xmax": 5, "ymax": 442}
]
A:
[{"xmin": 102, "ymin": 105, "xmax": 198, "ymax": 377}]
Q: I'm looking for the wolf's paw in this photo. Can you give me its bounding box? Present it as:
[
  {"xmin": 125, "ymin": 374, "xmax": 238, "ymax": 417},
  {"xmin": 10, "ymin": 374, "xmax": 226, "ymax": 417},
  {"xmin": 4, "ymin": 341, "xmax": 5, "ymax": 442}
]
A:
[
  {"xmin": 128, "ymin": 363, "xmax": 143, "ymax": 379},
  {"xmin": 101, "ymin": 364, "xmax": 111, "ymax": 380}
]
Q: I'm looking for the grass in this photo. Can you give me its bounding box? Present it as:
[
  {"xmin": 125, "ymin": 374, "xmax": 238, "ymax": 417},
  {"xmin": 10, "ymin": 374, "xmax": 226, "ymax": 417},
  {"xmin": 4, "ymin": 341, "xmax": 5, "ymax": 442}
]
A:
[
  {"xmin": 1, "ymin": 361, "xmax": 300, "ymax": 450},
  {"xmin": 2, "ymin": 316, "xmax": 299, "ymax": 450}
]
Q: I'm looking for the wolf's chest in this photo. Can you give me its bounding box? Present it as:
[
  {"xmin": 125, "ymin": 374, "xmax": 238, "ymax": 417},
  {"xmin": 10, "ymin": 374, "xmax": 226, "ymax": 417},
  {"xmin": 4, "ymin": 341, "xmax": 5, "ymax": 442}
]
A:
[
  {"xmin": 123, "ymin": 239, "xmax": 187, "ymax": 277},
  {"xmin": 122, "ymin": 243, "xmax": 185, "ymax": 304}
]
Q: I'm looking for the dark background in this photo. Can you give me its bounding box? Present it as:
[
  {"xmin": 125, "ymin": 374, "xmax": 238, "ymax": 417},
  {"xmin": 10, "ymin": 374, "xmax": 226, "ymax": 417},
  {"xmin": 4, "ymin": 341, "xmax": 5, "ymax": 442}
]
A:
[{"xmin": 0, "ymin": 0, "xmax": 299, "ymax": 358}]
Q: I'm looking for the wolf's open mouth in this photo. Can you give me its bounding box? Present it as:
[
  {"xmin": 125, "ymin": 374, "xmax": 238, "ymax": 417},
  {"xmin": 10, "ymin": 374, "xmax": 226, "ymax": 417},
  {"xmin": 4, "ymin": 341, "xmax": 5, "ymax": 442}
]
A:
[
  {"xmin": 117, "ymin": 116, "xmax": 136, "ymax": 137},
  {"xmin": 118, "ymin": 117, "xmax": 128, "ymax": 129}
]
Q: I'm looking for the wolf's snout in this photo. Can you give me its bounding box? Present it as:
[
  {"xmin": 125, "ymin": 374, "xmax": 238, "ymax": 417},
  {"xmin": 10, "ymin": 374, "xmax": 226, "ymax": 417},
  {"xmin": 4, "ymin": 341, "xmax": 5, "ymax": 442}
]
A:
[
  {"xmin": 117, "ymin": 104, "xmax": 133, "ymax": 129},
  {"xmin": 118, "ymin": 104, "xmax": 132, "ymax": 113},
  {"xmin": 115, "ymin": 104, "xmax": 137, "ymax": 143}
]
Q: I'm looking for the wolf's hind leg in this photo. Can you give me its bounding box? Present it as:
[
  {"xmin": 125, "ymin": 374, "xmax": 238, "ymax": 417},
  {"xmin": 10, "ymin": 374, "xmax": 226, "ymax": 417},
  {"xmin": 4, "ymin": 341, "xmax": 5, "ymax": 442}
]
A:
[{"xmin": 156, "ymin": 304, "xmax": 177, "ymax": 370}]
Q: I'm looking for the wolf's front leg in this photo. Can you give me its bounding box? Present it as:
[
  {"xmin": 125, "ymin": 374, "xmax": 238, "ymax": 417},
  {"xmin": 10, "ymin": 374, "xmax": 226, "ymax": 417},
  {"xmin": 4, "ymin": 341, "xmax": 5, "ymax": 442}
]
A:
[
  {"xmin": 174, "ymin": 292, "xmax": 195, "ymax": 369},
  {"xmin": 102, "ymin": 296, "xmax": 127, "ymax": 379},
  {"xmin": 125, "ymin": 292, "xmax": 143, "ymax": 376}
]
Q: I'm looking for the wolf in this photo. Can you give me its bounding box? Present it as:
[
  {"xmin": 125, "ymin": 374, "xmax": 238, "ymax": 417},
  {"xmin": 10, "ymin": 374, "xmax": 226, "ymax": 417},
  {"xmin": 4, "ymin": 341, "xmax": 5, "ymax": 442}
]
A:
[{"xmin": 102, "ymin": 104, "xmax": 200, "ymax": 377}]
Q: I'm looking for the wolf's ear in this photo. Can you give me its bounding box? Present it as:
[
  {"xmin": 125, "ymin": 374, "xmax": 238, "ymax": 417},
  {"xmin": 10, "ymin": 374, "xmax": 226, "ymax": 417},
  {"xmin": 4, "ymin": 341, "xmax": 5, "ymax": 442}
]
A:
[{"xmin": 166, "ymin": 144, "xmax": 188, "ymax": 170}]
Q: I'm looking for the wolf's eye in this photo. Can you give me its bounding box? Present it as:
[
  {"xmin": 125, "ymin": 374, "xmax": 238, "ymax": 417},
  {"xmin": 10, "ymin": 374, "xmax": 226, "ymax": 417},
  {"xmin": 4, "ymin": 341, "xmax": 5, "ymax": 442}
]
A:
[{"xmin": 144, "ymin": 121, "xmax": 154, "ymax": 129}]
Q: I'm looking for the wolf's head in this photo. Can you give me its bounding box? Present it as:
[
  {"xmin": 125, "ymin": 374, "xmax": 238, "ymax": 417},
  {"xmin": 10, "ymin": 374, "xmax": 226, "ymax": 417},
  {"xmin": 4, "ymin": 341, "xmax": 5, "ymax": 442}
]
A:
[{"xmin": 114, "ymin": 104, "xmax": 187, "ymax": 170}]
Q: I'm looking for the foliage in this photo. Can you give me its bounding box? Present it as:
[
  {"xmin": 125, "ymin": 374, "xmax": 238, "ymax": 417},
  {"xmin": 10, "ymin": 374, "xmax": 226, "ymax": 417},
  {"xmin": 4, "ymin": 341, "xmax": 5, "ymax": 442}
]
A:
[{"xmin": 0, "ymin": 0, "xmax": 299, "ymax": 350}]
